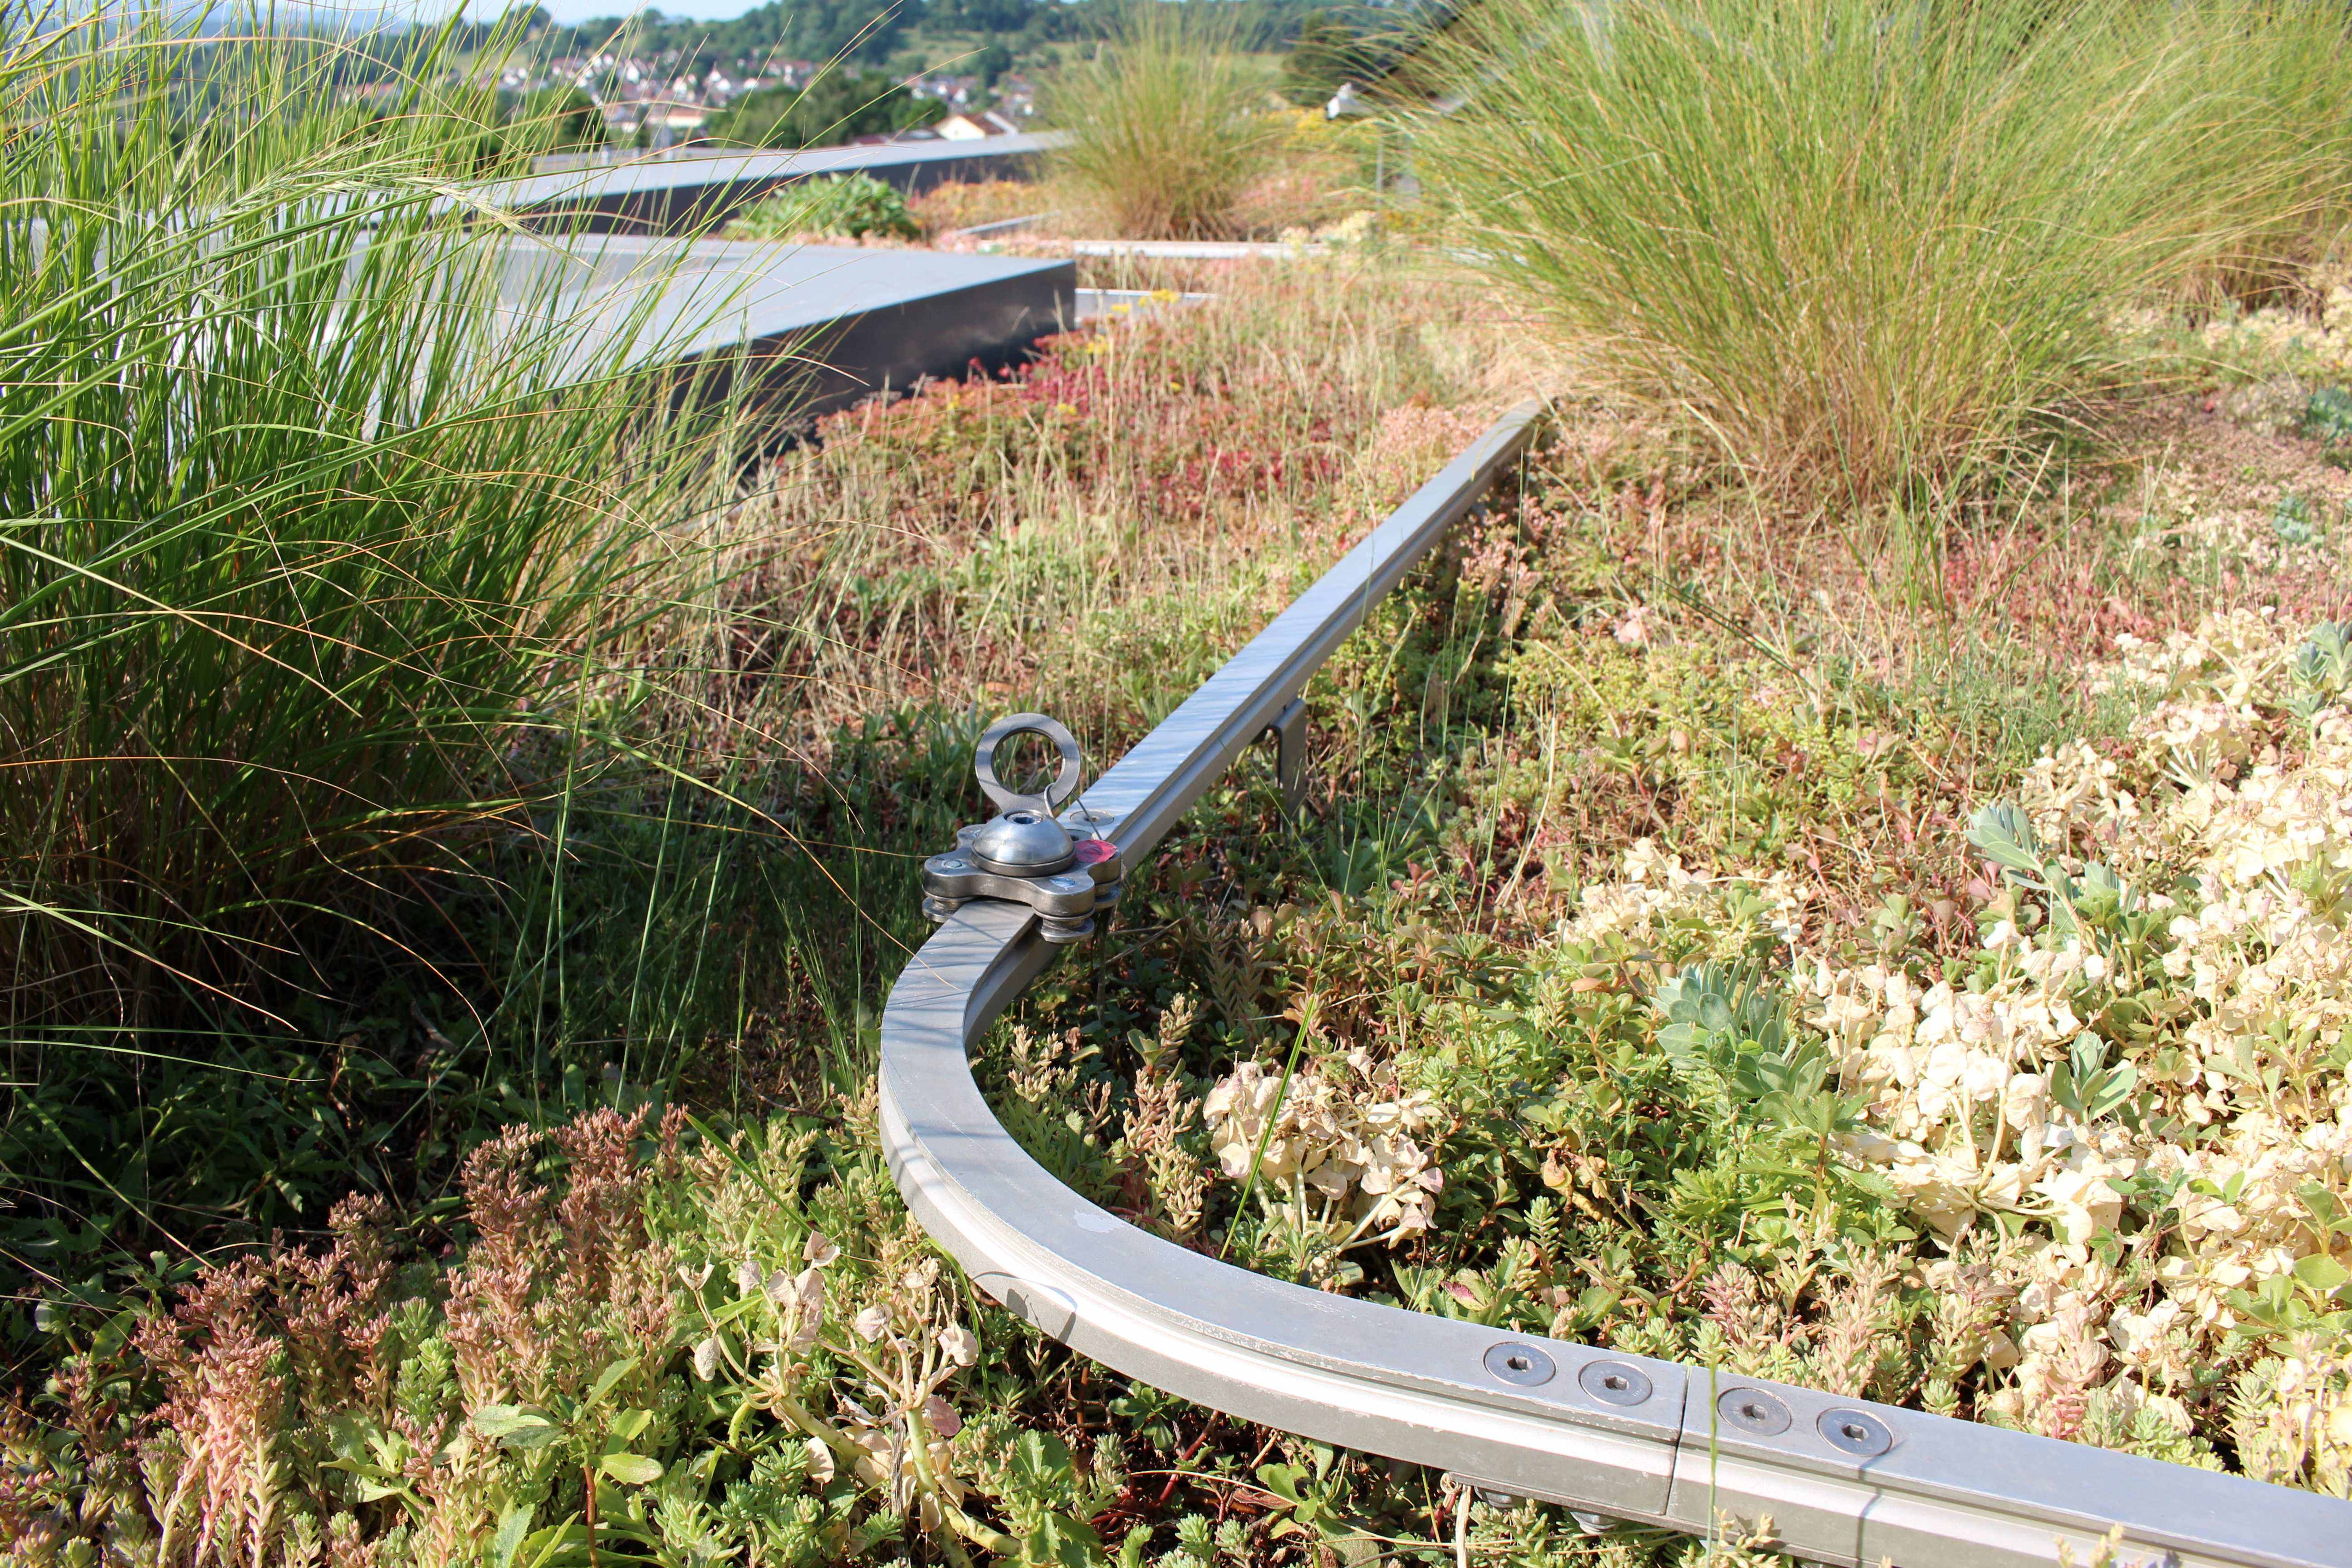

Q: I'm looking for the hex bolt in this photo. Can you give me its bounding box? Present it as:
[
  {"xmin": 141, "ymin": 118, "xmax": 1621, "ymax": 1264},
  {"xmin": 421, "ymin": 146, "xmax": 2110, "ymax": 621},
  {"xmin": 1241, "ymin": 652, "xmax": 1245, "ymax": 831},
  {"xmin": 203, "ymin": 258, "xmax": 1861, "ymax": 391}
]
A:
[
  {"xmin": 936, "ymin": 858, "xmax": 967, "ymax": 872},
  {"xmin": 1716, "ymin": 1387, "xmax": 1792, "ymax": 1436},
  {"xmin": 1482, "ymin": 1342, "xmax": 1556, "ymax": 1387},
  {"xmin": 1817, "ymin": 1407, "xmax": 1894, "ymax": 1458},
  {"xmin": 1577, "ymin": 1360, "xmax": 1653, "ymax": 1407}
]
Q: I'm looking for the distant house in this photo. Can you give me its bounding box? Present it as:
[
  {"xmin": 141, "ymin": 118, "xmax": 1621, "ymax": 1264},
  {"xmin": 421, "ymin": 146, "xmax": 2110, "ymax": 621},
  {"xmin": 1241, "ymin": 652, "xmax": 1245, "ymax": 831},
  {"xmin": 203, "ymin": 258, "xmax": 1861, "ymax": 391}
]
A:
[
  {"xmin": 935, "ymin": 109, "xmax": 1022, "ymax": 141},
  {"xmin": 640, "ymin": 101, "xmax": 708, "ymax": 148}
]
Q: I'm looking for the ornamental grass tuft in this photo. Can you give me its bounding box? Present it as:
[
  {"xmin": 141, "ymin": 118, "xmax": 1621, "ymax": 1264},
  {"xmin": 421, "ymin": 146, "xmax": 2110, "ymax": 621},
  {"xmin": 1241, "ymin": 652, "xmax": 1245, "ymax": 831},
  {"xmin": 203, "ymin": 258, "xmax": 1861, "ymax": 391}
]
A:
[
  {"xmin": 1043, "ymin": 2, "xmax": 1284, "ymax": 241},
  {"xmin": 1415, "ymin": 0, "xmax": 2352, "ymax": 510},
  {"xmin": 0, "ymin": 11, "xmax": 755, "ymax": 1200}
]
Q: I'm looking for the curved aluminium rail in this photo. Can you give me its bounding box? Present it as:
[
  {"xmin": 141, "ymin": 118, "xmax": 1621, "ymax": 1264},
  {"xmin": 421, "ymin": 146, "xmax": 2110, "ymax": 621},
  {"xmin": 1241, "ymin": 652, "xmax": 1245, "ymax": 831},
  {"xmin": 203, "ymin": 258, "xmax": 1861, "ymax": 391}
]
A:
[{"xmin": 877, "ymin": 406, "xmax": 2347, "ymax": 1568}]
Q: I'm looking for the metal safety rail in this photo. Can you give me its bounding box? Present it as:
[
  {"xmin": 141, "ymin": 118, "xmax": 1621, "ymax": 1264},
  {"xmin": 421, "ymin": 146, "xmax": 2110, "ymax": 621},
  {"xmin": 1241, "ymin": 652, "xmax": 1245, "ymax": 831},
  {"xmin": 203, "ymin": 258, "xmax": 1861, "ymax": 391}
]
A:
[{"xmin": 876, "ymin": 404, "xmax": 2347, "ymax": 1568}]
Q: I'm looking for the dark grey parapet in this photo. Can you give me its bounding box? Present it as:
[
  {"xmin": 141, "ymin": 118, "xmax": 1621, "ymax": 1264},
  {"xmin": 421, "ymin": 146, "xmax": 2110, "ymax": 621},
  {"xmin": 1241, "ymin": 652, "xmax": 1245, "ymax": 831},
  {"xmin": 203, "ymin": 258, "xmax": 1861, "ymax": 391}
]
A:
[
  {"xmin": 503, "ymin": 236, "xmax": 1075, "ymax": 424},
  {"xmin": 757, "ymin": 244, "xmax": 1075, "ymax": 420},
  {"xmin": 485, "ymin": 134, "xmax": 1066, "ymax": 236}
]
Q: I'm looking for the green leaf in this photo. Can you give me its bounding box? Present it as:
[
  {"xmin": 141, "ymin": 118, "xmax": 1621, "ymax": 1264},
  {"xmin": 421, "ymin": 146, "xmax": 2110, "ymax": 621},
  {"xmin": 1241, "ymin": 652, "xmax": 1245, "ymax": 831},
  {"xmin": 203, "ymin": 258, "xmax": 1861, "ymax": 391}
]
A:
[
  {"xmin": 599, "ymin": 1452, "xmax": 665, "ymax": 1485},
  {"xmin": 585, "ymin": 1356, "xmax": 640, "ymax": 1408},
  {"xmin": 2294, "ymin": 1254, "xmax": 2350, "ymax": 1295},
  {"xmin": 1965, "ymin": 802, "xmax": 2046, "ymax": 882},
  {"xmin": 492, "ymin": 1502, "xmax": 537, "ymax": 1568},
  {"xmin": 1013, "ymin": 1430, "xmax": 1076, "ymax": 1495},
  {"xmin": 326, "ymin": 1411, "xmax": 376, "ymax": 1465},
  {"xmin": 471, "ymin": 1405, "xmax": 562, "ymax": 1450},
  {"xmin": 2069, "ymin": 1033, "xmax": 2107, "ymax": 1083},
  {"xmin": 1019, "ymin": 1510, "xmax": 1104, "ymax": 1568},
  {"xmin": 2230, "ymin": 1275, "xmax": 2303, "ymax": 1331},
  {"xmin": 1256, "ymin": 1462, "xmax": 1306, "ymax": 1504},
  {"xmin": 2297, "ymin": 1181, "xmax": 2349, "ymax": 1232},
  {"xmin": 2083, "ymin": 1062, "xmax": 2137, "ymax": 1121},
  {"xmin": 608, "ymin": 1407, "xmax": 654, "ymax": 1443},
  {"xmin": 518, "ymin": 1520, "xmax": 587, "ymax": 1568}
]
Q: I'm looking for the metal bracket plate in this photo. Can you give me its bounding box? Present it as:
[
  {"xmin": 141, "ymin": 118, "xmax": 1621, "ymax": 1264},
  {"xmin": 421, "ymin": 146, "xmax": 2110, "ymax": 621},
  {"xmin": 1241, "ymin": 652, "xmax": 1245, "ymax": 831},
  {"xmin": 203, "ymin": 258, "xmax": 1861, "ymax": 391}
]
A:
[
  {"xmin": 921, "ymin": 713, "xmax": 1122, "ymax": 942},
  {"xmin": 1264, "ymin": 696, "xmax": 1308, "ymax": 815},
  {"xmin": 922, "ymin": 829, "xmax": 1119, "ymax": 943}
]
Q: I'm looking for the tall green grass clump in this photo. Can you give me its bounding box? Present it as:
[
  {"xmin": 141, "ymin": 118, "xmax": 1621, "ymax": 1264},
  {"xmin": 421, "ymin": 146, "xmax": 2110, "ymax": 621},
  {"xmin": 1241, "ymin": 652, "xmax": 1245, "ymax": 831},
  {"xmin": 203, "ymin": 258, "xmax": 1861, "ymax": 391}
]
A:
[
  {"xmin": 1416, "ymin": 0, "xmax": 2352, "ymax": 509},
  {"xmin": 0, "ymin": 12, "xmax": 757, "ymax": 1219},
  {"xmin": 1045, "ymin": 3, "xmax": 1283, "ymax": 239}
]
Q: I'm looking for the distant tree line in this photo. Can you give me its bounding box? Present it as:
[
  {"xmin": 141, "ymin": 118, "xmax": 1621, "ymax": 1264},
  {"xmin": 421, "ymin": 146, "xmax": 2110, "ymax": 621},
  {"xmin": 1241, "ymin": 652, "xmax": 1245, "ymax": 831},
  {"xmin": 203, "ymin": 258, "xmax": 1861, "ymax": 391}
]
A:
[
  {"xmin": 247, "ymin": 0, "xmax": 1431, "ymax": 158},
  {"xmin": 537, "ymin": 0, "xmax": 924, "ymax": 69}
]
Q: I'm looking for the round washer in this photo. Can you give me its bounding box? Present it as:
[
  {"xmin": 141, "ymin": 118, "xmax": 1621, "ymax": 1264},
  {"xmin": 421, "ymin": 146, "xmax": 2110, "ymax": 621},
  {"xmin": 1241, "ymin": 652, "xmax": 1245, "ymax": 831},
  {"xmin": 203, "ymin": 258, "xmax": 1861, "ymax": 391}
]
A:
[
  {"xmin": 1715, "ymin": 1387, "xmax": 1793, "ymax": 1436},
  {"xmin": 1483, "ymin": 1342, "xmax": 1557, "ymax": 1387},
  {"xmin": 1816, "ymin": 1406, "xmax": 1894, "ymax": 1458},
  {"xmin": 1577, "ymin": 1360, "xmax": 1654, "ymax": 1407}
]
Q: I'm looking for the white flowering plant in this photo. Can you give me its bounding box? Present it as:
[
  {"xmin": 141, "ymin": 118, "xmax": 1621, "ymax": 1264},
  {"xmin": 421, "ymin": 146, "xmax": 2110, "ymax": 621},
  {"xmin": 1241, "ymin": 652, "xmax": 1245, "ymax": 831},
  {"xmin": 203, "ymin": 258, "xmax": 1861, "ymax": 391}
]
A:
[{"xmin": 987, "ymin": 568, "xmax": 2352, "ymax": 1513}]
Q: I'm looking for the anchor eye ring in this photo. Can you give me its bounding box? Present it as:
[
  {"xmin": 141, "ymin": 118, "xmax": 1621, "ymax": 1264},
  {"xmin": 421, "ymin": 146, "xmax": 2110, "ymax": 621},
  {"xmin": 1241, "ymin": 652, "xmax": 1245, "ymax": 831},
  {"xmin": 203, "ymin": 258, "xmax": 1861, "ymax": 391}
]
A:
[{"xmin": 975, "ymin": 713, "xmax": 1085, "ymax": 814}]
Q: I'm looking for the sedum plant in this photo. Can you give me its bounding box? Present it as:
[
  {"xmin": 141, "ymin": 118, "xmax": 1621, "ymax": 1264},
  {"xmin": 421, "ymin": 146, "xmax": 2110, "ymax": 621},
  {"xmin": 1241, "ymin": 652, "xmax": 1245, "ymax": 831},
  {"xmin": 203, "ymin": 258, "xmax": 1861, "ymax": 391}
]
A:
[
  {"xmin": 2303, "ymin": 386, "xmax": 2352, "ymax": 468},
  {"xmin": 5, "ymin": 1105, "xmax": 1118, "ymax": 1567},
  {"xmin": 732, "ymin": 175, "xmax": 921, "ymax": 242}
]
